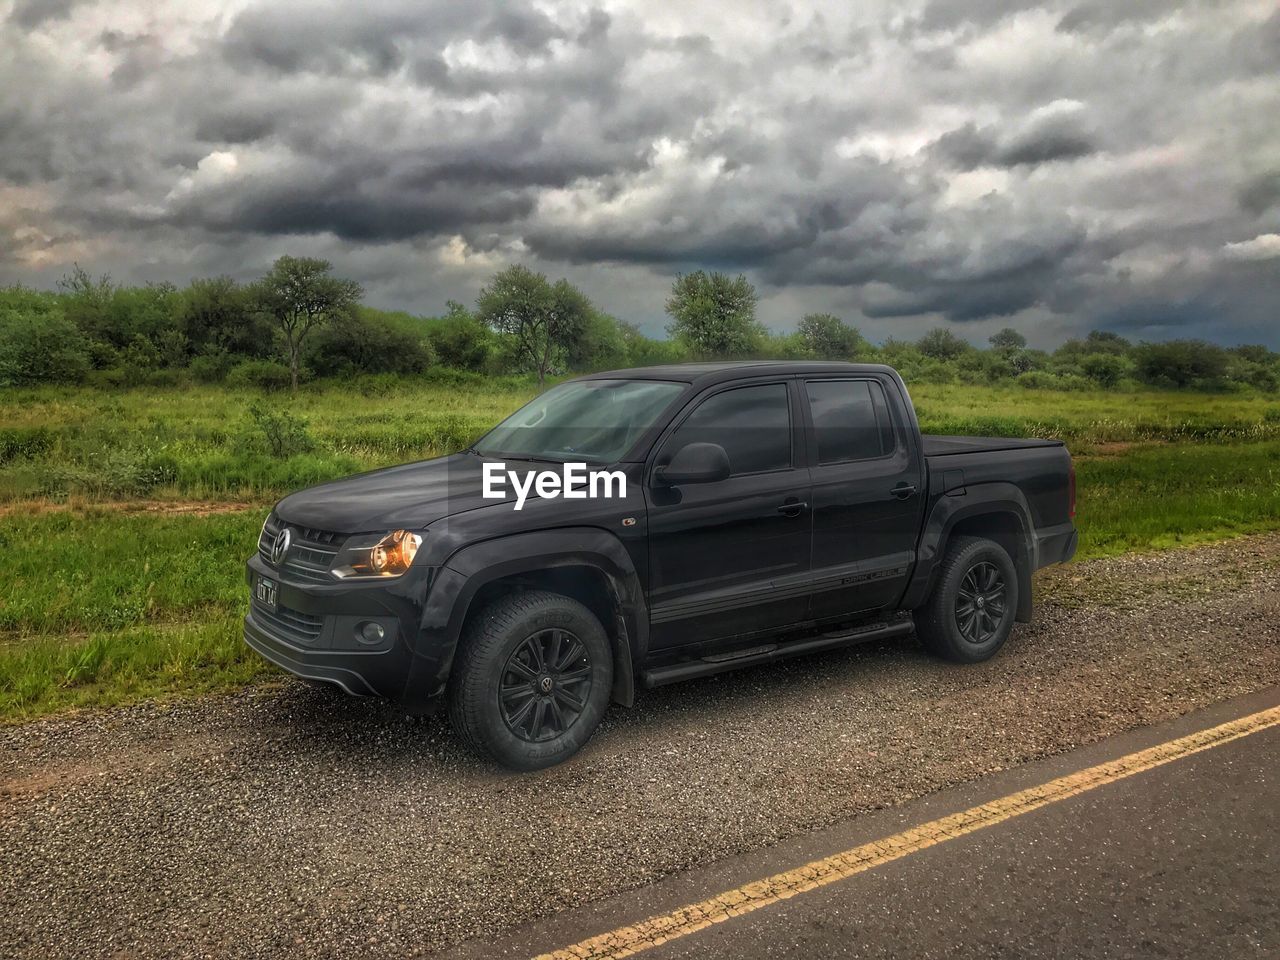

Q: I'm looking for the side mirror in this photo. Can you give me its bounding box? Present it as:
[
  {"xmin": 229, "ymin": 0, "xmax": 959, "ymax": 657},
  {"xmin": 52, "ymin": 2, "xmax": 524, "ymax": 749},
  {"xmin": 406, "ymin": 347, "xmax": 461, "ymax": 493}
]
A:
[{"xmin": 656, "ymin": 442, "xmax": 731, "ymax": 485}]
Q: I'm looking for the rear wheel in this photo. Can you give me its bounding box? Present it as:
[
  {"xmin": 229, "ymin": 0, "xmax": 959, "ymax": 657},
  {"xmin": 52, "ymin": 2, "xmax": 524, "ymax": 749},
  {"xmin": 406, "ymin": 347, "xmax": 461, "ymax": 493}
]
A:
[
  {"xmin": 448, "ymin": 590, "xmax": 612, "ymax": 770},
  {"xmin": 915, "ymin": 536, "xmax": 1018, "ymax": 663}
]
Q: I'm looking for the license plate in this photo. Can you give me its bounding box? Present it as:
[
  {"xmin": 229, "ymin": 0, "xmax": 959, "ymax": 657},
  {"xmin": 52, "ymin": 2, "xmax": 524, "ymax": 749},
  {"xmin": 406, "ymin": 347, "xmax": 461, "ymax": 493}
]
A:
[{"xmin": 255, "ymin": 577, "xmax": 278, "ymax": 611}]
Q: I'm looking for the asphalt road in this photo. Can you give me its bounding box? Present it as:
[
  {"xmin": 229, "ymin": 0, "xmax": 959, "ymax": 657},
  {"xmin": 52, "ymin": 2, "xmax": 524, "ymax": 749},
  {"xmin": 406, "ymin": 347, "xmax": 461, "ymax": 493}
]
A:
[
  {"xmin": 476, "ymin": 690, "xmax": 1278, "ymax": 960},
  {"xmin": 2, "ymin": 533, "xmax": 1280, "ymax": 958}
]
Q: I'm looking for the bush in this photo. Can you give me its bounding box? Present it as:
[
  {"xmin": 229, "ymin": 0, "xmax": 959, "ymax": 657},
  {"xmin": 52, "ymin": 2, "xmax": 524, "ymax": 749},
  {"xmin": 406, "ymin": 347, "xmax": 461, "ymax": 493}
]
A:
[
  {"xmin": 425, "ymin": 303, "xmax": 495, "ymax": 371},
  {"xmin": 1015, "ymin": 371, "xmax": 1093, "ymax": 391},
  {"xmin": 85, "ymin": 367, "xmax": 127, "ymax": 389},
  {"xmin": 246, "ymin": 401, "xmax": 314, "ymax": 458},
  {"xmin": 305, "ymin": 312, "xmax": 433, "ymax": 378},
  {"xmin": 1134, "ymin": 340, "xmax": 1228, "ymax": 389},
  {"xmin": 227, "ymin": 359, "xmax": 293, "ymax": 391},
  {"xmin": 189, "ymin": 349, "xmax": 233, "ymax": 383},
  {"xmin": 38, "ymin": 447, "xmax": 179, "ymax": 498},
  {"xmin": 0, "ymin": 302, "xmax": 91, "ymax": 386},
  {"xmin": 916, "ymin": 328, "xmax": 971, "ymax": 360},
  {"xmin": 1080, "ymin": 353, "xmax": 1132, "ymax": 388}
]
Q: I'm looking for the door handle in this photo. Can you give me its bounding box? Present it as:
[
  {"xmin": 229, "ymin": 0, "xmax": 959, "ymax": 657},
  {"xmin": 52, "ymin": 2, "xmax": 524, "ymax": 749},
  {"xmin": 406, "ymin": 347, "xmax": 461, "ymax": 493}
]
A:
[
  {"xmin": 776, "ymin": 500, "xmax": 808, "ymax": 517},
  {"xmin": 891, "ymin": 482, "xmax": 917, "ymax": 500}
]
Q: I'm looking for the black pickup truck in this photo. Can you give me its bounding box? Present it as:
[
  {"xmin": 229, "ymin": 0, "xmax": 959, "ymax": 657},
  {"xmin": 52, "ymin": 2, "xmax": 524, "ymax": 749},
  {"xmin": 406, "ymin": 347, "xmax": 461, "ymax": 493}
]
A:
[{"xmin": 245, "ymin": 362, "xmax": 1076, "ymax": 768}]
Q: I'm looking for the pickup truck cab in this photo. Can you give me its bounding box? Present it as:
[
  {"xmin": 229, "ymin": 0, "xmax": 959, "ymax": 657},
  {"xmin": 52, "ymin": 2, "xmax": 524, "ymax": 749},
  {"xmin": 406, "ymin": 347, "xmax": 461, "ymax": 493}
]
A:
[{"xmin": 245, "ymin": 362, "xmax": 1076, "ymax": 768}]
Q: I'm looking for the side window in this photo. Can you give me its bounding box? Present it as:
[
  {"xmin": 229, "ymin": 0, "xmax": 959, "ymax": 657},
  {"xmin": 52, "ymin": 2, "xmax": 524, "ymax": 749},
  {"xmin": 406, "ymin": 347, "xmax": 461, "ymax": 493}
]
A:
[
  {"xmin": 666, "ymin": 383, "xmax": 792, "ymax": 476},
  {"xmin": 806, "ymin": 379, "xmax": 896, "ymax": 464}
]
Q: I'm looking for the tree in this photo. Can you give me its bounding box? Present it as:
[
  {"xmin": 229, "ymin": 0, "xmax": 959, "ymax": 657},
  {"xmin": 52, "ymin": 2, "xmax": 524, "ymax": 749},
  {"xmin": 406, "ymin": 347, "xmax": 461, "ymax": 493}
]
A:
[
  {"xmin": 1133, "ymin": 340, "xmax": 1227, "ymax": 388},
  {"xmin": 475, "ymin": 265, "xmax": 593, "ymax": 383},
  {"xmin": 916, "ymin": 327, "xmax": 970, "ymax": 360},
  {"xmin": 1080, "ymin": 352, "xmax": 1130, "ymax": 388},
  {"xmin": 180, "ymin": 276, "xmax": 267, "ymax": 358},
  {"xmin": 989, "ymin": 327, "xmax": 1027, "ymax": 351},
  {"xmin": 57, "ymin": 264, "xmax": 117, "ymax": 344},
  {"xmin": 665, "ymin": 271, "xmax": 762, "ymax": 358},
  {"xmin": 563, "ymin": 309, "xmax": 628, "ymax": 372},
  {"xmin": 797, "ymin": 313, "xmax": 867, "ymax": 359},
  {"xmin": 1085, "ymin": 329, "xmax": 1131, "ymax": 354},
  {"xmin": 250, "ymin": 256, "xmax": 362, "ymax": 391},
  {"xmin": 0, "ymin": 287, "xmax": 91, "ymax": 386},
  {"xmin": 426, "ymin": 301, "xmax": 494, "ymax": 371}
]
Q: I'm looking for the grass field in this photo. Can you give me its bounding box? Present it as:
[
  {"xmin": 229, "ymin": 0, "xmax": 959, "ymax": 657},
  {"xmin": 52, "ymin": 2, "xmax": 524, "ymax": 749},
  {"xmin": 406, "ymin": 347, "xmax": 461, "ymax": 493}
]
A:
[{"xmin": 2, "ymin": 378, "xmax": 1279, "ymax": 720}]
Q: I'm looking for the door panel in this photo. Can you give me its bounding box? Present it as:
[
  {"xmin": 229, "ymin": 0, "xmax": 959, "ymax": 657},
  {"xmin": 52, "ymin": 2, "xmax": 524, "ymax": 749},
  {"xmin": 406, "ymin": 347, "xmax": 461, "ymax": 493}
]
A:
[
  {"xmin": 645, "ymin": 381, "xmax": 812, "ymax": 649},
  {"xmin": 803, "ymin": 378, "xmax": 925, "ymax": 620}
]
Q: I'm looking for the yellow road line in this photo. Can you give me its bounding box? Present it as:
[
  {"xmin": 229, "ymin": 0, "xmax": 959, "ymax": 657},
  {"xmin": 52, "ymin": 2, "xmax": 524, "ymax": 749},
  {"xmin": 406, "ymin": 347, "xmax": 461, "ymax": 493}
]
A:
[{"xmin": 536, "ymin": 704, "xmax": 1280, "ymax": 960}]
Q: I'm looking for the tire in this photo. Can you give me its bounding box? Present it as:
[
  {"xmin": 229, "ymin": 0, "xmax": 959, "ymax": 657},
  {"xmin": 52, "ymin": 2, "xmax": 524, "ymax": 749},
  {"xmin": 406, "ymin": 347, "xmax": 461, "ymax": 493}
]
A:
[
  {"xmin": 448, "ymin": 590, "xmax": 613, "ymax": 770},
  {"xmin": 915, "ymin": 536, "xmax": 1019, "ymax": 664}
]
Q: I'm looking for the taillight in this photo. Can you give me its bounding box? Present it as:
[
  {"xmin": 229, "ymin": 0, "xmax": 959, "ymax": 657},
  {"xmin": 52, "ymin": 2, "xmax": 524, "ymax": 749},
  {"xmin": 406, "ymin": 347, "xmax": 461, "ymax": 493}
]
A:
[{"xmin": 1068, "ymin": 460, "xmax": 1077, "ymax": 518}]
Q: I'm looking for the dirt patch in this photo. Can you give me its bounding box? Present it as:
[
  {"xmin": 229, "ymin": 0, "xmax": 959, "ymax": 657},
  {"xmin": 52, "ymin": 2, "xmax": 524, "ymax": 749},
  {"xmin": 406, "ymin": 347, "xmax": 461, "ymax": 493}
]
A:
[{"xmin": 0, "ymin": 498, "xmax": 264, "ymax": 519}]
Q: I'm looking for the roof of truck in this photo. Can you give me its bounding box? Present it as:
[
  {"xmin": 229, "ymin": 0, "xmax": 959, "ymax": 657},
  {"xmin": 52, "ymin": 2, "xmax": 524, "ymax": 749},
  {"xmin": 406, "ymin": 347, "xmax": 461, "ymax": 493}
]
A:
[{"xmin": 578, "ymin": 360, "xmax": 899, "ymax": 388}]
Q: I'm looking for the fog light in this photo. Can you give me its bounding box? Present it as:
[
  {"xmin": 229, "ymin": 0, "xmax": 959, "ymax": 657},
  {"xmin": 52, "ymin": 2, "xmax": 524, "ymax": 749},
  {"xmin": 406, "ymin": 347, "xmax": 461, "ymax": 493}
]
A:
[{"xmin": 357, "ymin": 621, "xmax": 385, "ymax": 645}]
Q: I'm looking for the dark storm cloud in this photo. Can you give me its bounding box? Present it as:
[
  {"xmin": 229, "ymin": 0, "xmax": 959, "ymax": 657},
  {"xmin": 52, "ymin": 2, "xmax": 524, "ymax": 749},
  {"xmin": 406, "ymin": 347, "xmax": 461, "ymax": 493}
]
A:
[
  {"xmin": 2, "ymin": 0, "xmax": 1279, "ymax": 344},
  {"xmin": 933, "ymin": 111, "xmax": 1099, "ymax": 170},
  {"xmin": 7, "ymin": 0, "xmax": 84, "ymax": 28},
  {"xmin": 1239, "ymin": 171, "xmax": 1280, "ymax": 215}
]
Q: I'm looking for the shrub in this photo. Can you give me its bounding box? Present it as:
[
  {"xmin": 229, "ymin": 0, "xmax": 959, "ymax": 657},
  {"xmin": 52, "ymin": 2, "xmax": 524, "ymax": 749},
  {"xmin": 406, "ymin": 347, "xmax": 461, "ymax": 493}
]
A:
[
  {"xmin": 247, "ymin": 401, "xmax": 314, "ymax": 458},
  {"xmin": 1014, "ymin": 371, "xmax": 1093, "ymax": 391},
  {"xmin": 916, "ymin": 328, "xmax": 971, "ymax": 360},
  {"xmin": 1080, "ymin": 353, "xmax": 1132, "ymax": 388},
  {"xmin": 227, "ymin": 359, "xmax": 293, "ymax": 391},
  {"xmin": 425, "ymin": 302, "xmax": 496, "ymax": 371},
  {"xmin": 1134, "ymin": 340, "xmax": 1228, "ymax": 389},
  {"xmin": 38, "ymin": 447, "xmax": 179, "ymax": 498},
  {"xmin": 305, "ymin": 311, "xmax": 433, "ymax": 378},
  {"xmin": 189, "ymin": 349, "xmax": 233, "ymax": 384},
  {"xmin": 0, "ymin": 304, "xmax": 91, "ymax": 386},
  {"xmin": 85, "ymin": 367, "xmax": 127, "ymax": 389}
]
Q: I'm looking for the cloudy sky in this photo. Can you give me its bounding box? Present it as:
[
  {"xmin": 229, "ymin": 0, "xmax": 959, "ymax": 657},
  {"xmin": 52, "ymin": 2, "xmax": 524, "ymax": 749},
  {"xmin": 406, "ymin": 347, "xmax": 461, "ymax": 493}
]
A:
[{"xmin": 2, "ymin": 0, "xmax": 1278, "ymax": 346}]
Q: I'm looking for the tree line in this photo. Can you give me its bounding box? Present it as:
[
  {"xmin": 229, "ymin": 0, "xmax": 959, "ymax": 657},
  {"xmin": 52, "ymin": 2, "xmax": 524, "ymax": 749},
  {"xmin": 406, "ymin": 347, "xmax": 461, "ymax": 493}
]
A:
[{"xmin": 0, "ymin": 257, "xmax": 1276, "ymax": 392}]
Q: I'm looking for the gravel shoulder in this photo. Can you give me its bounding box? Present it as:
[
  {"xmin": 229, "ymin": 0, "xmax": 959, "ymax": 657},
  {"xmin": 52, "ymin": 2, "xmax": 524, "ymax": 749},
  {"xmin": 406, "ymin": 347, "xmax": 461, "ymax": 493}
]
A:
[{"xmin": 3, "ymin": 535, "xmax": 1280, "ymax": 959}]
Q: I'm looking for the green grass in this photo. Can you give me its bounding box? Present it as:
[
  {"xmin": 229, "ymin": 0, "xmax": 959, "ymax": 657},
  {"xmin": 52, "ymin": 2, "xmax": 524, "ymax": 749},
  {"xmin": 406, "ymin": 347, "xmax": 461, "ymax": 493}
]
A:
[
  {"xmin": 0, "ymin": 615, "xmax": 271, "ymax": 718},
  {"xmin": 910, "ymin": 383, "xmax": 1280, "ymax": 450},
  {"xmin": 4, "ymin": 378, "xmax": 1277, "ymax": 501},
  {"xmin": 0, "ymin": 374, "xmax": 540, "ymax": 501},
  {"xmin": 2, "ymin": 378, "xmax": 1279, "ymax": 721},
  {"xmin": 0, "ymin": 509, "xmax": 262, "ymax": 634},
  {"xmin": 1074, "ymin": 440, "xmax": 1280, "ymax": 556}
]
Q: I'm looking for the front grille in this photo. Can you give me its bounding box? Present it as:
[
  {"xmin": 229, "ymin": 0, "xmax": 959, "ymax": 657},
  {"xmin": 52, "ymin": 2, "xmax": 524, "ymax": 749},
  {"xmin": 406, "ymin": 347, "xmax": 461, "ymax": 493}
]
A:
[
  {"xmin": 259, "ymin": 516, "xmax": 344, "ymax": 583},
  {"xmin": 252, "ymin": 599, "xmax": 324, "ymax": 645}
]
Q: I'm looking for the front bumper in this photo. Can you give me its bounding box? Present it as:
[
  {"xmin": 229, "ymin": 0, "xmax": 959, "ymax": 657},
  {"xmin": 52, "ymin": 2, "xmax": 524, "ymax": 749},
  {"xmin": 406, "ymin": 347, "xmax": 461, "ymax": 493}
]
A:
[{"xmin": 243, "ymin": 553, "xmax": 441, "ymax": 701}]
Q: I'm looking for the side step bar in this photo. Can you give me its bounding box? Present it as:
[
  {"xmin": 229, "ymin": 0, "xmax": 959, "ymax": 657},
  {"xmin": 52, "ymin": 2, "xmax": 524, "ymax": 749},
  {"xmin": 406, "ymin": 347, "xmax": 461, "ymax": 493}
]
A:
[{"xmin": 641, "ymin": 618, "xmax": 915, "ymax": 688}]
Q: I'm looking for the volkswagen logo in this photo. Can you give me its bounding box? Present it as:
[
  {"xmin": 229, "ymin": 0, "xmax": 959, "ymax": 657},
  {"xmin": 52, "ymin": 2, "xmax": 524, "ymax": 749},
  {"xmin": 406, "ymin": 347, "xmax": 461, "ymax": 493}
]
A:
[{"xmin": 270, "ymin": 526, "xmax": 292, "ymax": 565}]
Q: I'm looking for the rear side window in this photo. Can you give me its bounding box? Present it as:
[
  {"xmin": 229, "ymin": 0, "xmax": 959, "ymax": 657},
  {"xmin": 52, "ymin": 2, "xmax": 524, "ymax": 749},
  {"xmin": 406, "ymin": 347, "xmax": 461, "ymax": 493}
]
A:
[
  {"xmin": 806, "ymin": 379, "xmax": 896, "ymax": 464},
  {"xmin": 667, "ymin": 383, "xmax": 792, "ymax": 475}
]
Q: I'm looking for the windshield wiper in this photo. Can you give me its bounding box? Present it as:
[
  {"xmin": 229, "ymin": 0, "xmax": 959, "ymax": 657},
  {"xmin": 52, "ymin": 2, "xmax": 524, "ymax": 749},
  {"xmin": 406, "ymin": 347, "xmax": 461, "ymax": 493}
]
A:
[{"xmin": 474, "ymin": 451, "xmax": 606, "ymax": 466}]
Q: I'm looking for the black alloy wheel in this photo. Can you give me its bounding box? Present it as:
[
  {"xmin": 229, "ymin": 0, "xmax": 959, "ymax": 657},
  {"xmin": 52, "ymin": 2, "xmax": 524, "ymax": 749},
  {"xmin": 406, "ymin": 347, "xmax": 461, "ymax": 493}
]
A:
[
  {"xmin": 915, "ymin": 535, "xmax": 1019, "ymax": 664},
  {"xmin": 448, "ymin": 590, "xmax": 613, "ymax": 770},
  {"xmin": 499, "ymin": 628, "xmax": 593, "ymax": 742},
  {"xmin": 955, "ymin": 560, "xmax": 1007, "ymax": 645}
]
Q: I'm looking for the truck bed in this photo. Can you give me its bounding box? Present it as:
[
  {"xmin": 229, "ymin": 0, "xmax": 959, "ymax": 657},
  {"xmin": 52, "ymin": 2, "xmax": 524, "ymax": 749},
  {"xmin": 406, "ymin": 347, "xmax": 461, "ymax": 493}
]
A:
[{"xmin": 921, "ymin": 434, "xmax": 1064, "ymax": 457}]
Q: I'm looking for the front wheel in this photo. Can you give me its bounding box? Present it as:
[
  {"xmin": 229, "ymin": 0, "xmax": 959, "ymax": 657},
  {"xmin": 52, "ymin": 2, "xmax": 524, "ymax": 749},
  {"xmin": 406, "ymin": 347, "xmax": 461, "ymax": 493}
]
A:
[
  {"xmin": 915, "ymin": 536, "xmax": 1019, "ymax": 663},
  {"xmin": 448, "ymin": 590, "xmax": 613, "ymax": 770}
]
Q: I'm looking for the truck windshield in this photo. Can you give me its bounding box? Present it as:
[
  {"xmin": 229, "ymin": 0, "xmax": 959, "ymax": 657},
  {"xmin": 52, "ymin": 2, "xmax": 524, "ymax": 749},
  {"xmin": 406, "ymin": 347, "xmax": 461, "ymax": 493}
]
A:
[{"xmin": 473, "ymin": 379, "xmax": 685, "ymax": 464}]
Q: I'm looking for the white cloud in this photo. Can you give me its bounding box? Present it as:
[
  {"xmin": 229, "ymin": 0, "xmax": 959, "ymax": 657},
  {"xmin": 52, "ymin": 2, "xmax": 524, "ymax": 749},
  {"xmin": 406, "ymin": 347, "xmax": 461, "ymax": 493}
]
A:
[{"xmin": 1222, "ymin": 233, "xmax": 1280, "ymax": 261}]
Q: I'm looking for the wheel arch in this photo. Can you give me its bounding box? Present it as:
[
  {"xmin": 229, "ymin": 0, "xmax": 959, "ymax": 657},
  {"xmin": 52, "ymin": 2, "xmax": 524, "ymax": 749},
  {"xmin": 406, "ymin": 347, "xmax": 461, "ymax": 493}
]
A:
[
  {"xmin": 416, "ymin": 527, "xmax": 646, "ymax": 707},
  {"xmin": 902, "ymin": 483, "xmax": 1036, "ymax": 622}
]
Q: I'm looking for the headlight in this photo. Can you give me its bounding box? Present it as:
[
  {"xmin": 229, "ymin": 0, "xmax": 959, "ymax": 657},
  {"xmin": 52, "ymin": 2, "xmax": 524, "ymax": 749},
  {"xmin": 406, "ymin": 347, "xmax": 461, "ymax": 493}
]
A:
[{"xmin": 330, "ymin": 530, "xmax": 422, "ymax": 579}]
